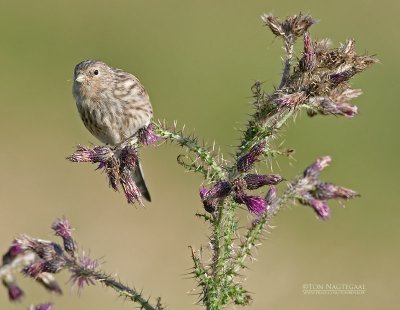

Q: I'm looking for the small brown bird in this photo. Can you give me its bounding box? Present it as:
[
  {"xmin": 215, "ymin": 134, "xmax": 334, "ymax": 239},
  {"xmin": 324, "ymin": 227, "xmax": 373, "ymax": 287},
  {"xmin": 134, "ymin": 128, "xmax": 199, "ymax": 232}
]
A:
[{"xmin": 72, "ymin": 60, "xmax": 153, "ymax": 201}]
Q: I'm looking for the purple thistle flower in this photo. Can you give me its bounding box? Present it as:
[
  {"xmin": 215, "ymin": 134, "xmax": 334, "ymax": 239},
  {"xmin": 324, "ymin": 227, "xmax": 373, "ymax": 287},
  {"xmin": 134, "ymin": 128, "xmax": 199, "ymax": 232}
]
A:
[
  {"xmin": 30, "ymin": 242, "xmax": 63, "ymax": 262},
  {"xmin": 261, "ymin": 14, "xmax": 285, "ymax": 37},
  {"xmin": 104, "ymin": 158, "xmax": 120, "ymax": 191},
  {"xmin": 2, "ymin": 240, "xmax": 24, "ymax": 264},
  {"xmin": 199, "ymin": 181, "xmax": 231, "ymax": 213},
  {"xmin": 51, "ymin": 217, "xmax": 76, "ymax": 256},
  {"xmin": 199, "ymin": 187, "xmax": 217, "ymax": 212},
  {"xmin": 314, "ymin": 182, "xmax": 359, "ymax": 200},
  {"xmin": 313, "ymin": 97, "xmax": 358, "ymax": 118},
  {"xmin": 199, "ymin": 187, "xmax": 208, "ymax": 200},
  {"xmin": 265, "ymin": 186, "xmax": 278, "ymax": 206},
  {"xmin": 243, "ymin": 174, "xmax": 282, "ymax": 190},
  {"xmin": 42, "ymin": 258, "xmax": 66, "ymax": 274},
  {"xmin": 120, "ymin": 170, "xmax": 143, "ymax": 206},
  {"xmin": 206, "ymin": 181, "xmax": 232, "ymax": 199},
  {"xmin": 329, "ymin": 69, "xmax": 354, "ymax": 85},
  {"xmin": 119, "ymin": 145, "xmax": 138, "ymax": 171},
  {"xmin": 15, "ymin": 235, "xmax": 38, "ymax": 251},
  {"xmin": 237, "ymin": 141, "xmax": 267, "ymax": 173},
  {"xmin": 29, "ymin": 303, "xmax": 53, "ymax": 310},
  {"xmin": 310, "ymin": 199, "xmax": 330, "ymax": 220},
  {"xmin": 303, "ymin": 156, "xmax": 331, "ymax": 179},
  {"xmin": 235, "ymin": 193, "xmax": 267, "ymax": 215},
  {"xmin": 300, "ymin": 32, "xmax": 316, "ymax": 71},
  {"xmin": 138, "ymin": 124, "xmax": 160, "ymax": 146},
  {"xmin": 23, "ymin": 260, "xmax": 46, "ymax": 278},
  {"xmin": 70, "ymin": 255, "xmax": 98, "ymax": 292},
  {"xmin": 299, "ymin": 194, "xmax": 330, "ymax": 220},
  {"xmin": 67, "ymin": 145, "xmax": 113, "ymax": 163},
  {"xmin": 6, "ymin": 283, "xmax": 24, "ymax": 302}
]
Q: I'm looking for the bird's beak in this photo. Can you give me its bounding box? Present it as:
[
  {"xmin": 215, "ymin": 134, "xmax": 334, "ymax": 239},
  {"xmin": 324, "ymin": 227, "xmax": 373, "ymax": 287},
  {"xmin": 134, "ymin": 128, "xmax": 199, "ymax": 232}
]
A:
[{"xmin": 75, "ymin": 74, "xmax": 85, "ymax": 83}]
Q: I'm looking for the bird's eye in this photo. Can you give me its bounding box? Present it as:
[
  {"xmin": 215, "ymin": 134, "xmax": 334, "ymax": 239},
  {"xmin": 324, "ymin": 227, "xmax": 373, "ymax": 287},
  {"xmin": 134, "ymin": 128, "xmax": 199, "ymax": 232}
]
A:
[{"xmin": 93, "ymin": 69, "xmax": 99, "ymax": 75}]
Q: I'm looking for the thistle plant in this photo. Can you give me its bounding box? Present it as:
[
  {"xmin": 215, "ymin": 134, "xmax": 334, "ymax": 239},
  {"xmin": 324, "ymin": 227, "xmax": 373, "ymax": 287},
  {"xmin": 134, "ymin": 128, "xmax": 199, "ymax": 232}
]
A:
[{"xmin": 1, "ymin": 13, "xmax": 376, "ymax": 309}]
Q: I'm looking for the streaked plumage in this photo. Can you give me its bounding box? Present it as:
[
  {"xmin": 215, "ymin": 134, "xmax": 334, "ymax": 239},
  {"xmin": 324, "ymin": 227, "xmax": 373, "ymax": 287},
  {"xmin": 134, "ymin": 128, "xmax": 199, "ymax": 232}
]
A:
[{"xmin": 72, "ymin": 60, "xmax": 152, "ymax": 201}]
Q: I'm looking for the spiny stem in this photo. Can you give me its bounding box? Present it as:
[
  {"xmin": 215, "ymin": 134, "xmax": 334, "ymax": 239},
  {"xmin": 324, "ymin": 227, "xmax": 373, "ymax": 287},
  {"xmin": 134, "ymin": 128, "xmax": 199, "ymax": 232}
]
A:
[
  {"xmin": 73, "ymin": 265, "xmax": 164, "ymax": 310},
  {"xmin": 152, "ymin": 121, "xmax": 226, "ymax": 180},
  {"xmin": 230, "ymin": 181, "xmax": 300, "ymax": 273}
]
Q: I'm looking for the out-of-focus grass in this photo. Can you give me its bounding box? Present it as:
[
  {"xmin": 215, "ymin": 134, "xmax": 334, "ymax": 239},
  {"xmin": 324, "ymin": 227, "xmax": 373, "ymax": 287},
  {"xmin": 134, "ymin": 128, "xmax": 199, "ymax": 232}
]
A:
[{"xmin": 0, "ymin": 0, "xmax": 398, "ymax": 309}]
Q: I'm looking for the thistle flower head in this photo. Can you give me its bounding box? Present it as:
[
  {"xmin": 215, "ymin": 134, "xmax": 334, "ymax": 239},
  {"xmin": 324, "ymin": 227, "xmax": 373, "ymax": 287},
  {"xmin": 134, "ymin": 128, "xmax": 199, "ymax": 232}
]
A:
[
  {"xmin": 30, "ymin": 242, "xmax": 63, "ymax": 262},
  {"xmin": 29, "ymin": 303, "xmax": 53, "ymax": 310},
  {"xmin": 5, "ymin": 282, "xmax": 24, "ymax": 302},
  {"xmin": 68, "ymin": 142, "xmax": 148, "ymax": 205},
  {"xmin": 261, "ymin": 14, "xmax": 285, "ymax": 36},
  {"xmin": 199, "ymin": 187, "xmax": 217, "ymax": 212},
  {"xmin": 261, "ymin": 13, "xmax": 316, "ymax": 38},
  {"xmin": 235, "ymin": 193, "xmax": 267, "ymax": 215},
  {"xmin": 303, "ymin": 156, "xmax": 331, "ymax": 179},
  {"xmin": 2, "ymin": 240, "xmax": 24, "ymax": 264},
  {"xmin": 23, "ymin": 260, "xmax": 45, "ymax": 278},
  {"xmin": 300, "ymin": 32, "xmax": 316, "ymax": 71},
  {"xmin": 119, "ymin": 145, "xmax": 138, "ymax": 171},
  {"xmin": 199, "ymin": 181, "xmax": 231, "ymax": 213},
  {"xmin": 265, "ymin": 186, "xmax": 278, "ymax": 206},
  {"xmin": 138, "ymin": 124, "xmax": 161, "ymax": 146},
  {"xmin": 314, "ymin": 182, "xmax": 359, "ymax": 200},
  {"xmin": 42, "ymin": 258, "xmax": 67, "ymax": 274},
  {"xmin": 299, "ymin": 194, "xmax": 330, "ymax": 220},
  {"xmin": 67, "ymin": 145, "xmax": 113, "ymax": 163},
  {"xmin": 243, "ymin": 174, "xmax": 283, "ymax": 190},
  {"xmin": 237, "ymin": 141, "xmax": 267, "ymax": 173},
  {"xmin": 70, "ymin": 254, "xmax": 98, "ymax": 292},
  {"xmin": 104, "ymin": 158, "xmax": 120, "ymax": 191},
  {"xmin": 206, "ymin": 181, "xmax": 232, "ymax": 199},
  {"xmin": 283, "ymin": 13, "xmax": 316, "ymax": 37},
  {"xmin": 120, "ymin": 170, "xmax": 143, "ymax": 206},
  {"xmin": 52, "ymin": 217, "xmax": 76, "ymax": 256},
  {"xmin": 310, "ymin": 97, "xmax": 359, "ymax": 118}
]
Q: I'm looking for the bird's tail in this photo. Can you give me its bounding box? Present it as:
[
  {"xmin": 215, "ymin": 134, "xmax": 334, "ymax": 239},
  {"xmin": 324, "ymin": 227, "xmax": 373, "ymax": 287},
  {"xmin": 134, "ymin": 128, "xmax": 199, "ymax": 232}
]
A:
[{"xmin": 133, "ymin": 162, "xmax": 151, "ymax": 202}]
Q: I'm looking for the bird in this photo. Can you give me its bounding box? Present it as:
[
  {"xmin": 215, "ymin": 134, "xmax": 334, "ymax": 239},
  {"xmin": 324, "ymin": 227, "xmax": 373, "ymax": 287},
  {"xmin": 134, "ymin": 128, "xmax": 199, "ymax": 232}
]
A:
[{"xmin": 72, "ymin": 60, "xmax": 152, "ymax": 201}]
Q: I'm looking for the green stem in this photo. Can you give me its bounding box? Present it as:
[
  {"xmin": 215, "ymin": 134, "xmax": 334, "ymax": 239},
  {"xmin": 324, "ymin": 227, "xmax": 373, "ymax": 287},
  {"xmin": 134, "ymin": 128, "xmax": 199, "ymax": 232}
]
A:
[
  {"xmin": 73, "ymin": 265, "xmax": 164, "ymax": 310},
  {"xmin": 231, "ymin": 181, "xmax": 300, "ymax": 273},
  {"xmin": 153, "ymin": 121, "xmax": 226, "ymax": 180}
]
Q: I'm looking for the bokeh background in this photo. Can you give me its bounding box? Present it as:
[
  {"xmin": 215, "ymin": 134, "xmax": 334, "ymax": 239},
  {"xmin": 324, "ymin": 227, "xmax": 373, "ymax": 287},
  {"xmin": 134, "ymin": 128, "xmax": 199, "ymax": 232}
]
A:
[{"xmin": 0, "ymin": 0, "xmax": 398, "ymax": 309}]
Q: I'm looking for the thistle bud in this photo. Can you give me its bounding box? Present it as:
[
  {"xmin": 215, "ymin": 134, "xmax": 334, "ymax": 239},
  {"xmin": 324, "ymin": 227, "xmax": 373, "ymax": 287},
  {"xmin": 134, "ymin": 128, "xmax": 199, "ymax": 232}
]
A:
[
  {"xmin": 5, "ymin": 282, "xmax": 24, "ymax": 302},
  {"xmin": 199, "ymin": 181, "xmax": 231, "ymax": 213},
  {"xmin": 120, "ymin": 170, "xmax": 143, "ymax": 206},
  {"xmin": 300, "ymin": 32, "xmax": 316, "ymax": 71},
  {"xmin": 235, "ymin": 193, "xmax": 267, "ymax": 215},
  {"xmin": 138, "ymin": 124, "xmax": 160, "ymax": 146},
  {"xmin": 314, "ymin": 182, "xmax": 359, "ymax": 200},
  {"xmin": 303, "ymin": 156, "xmax": 331, "ymax": 179},
  {"xmin": 265, "ymin": 186, "xmax": 278, "ymax": 205},
  {"xmin": 237, "ymin": 141, "xmax": 267, "ymax": 173},
  {"xmin": 299, "ymin": 193, "xmax": 330, "ymax": 220},
  {"xmin": 52, "ymin": 217, "xmax": 76, "ymax": 256},
  {"xmin": 67, "ymin": 145, "xmax": 113, "ymax": 163},
  {"xmin": 2, "ymin": 240, "xmax": 24, "ymax": 264},
  {"xmin": 244, "ymin": 174, "xmax": 282, "ymax": 190}
]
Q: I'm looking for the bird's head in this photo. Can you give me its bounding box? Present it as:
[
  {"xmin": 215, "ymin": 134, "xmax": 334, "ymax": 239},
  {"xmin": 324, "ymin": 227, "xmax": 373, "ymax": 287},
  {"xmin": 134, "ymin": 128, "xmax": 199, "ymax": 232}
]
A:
[{"xmin": 73, "ymin": 60, "xmax": 114, "ymax": 99}]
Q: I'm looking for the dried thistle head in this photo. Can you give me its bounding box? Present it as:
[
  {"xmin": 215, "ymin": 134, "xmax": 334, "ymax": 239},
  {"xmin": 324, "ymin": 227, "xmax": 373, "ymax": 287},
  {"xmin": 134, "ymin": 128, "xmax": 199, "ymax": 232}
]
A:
[{"xmin": 262, "ymin": 13, "xmax": 316, "ymax": 38}]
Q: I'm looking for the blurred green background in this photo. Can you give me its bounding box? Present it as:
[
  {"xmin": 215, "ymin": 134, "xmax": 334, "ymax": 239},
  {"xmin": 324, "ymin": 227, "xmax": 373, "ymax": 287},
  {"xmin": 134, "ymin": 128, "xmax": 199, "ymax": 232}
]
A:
[{"xmin": 0, "ymin": 0, "xmax": 398, "ymax": 309}]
